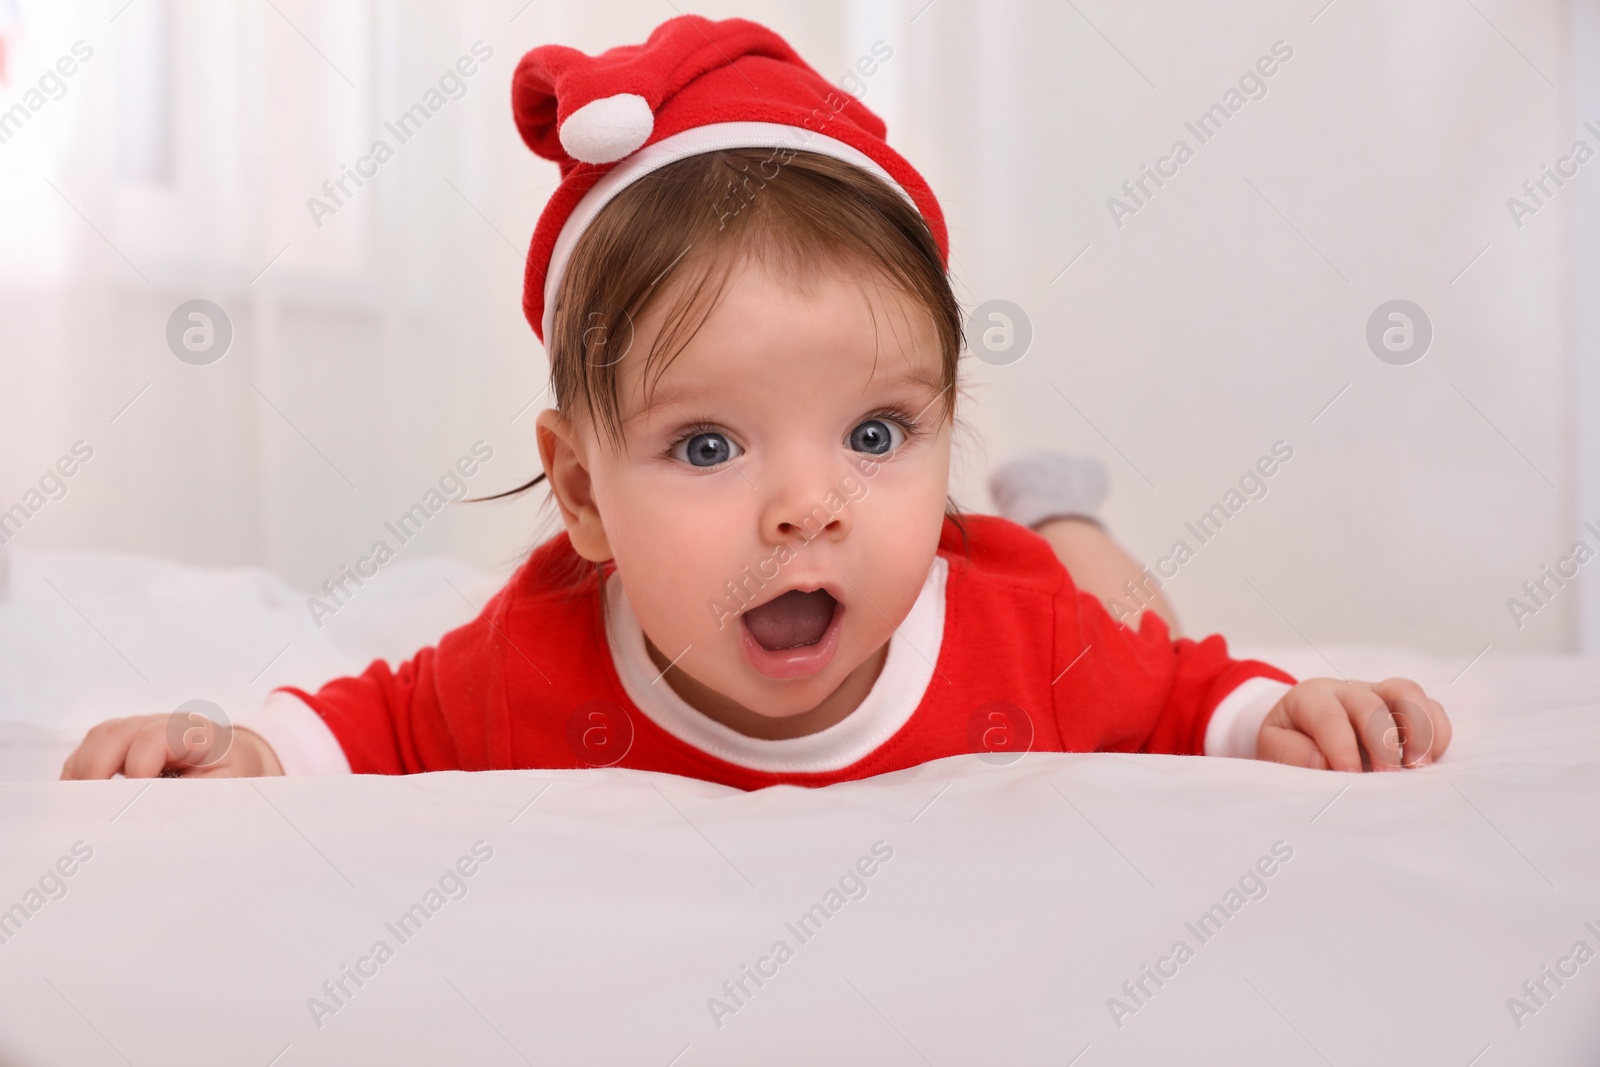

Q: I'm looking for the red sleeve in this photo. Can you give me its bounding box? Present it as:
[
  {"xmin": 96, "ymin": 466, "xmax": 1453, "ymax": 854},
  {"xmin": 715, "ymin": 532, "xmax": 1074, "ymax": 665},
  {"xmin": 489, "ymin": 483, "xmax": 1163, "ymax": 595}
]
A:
[
  {"xmin": 1051, "ymin": 578, "xmax": 1296, "ymax": 756},
  {"xmin": 279, "ymin": 586, "xmax": 514, "ymax": 775}
]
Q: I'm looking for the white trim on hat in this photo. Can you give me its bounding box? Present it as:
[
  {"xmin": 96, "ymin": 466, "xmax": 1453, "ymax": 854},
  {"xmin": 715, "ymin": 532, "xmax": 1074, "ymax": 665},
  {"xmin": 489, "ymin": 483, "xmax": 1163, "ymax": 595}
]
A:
[{"xmin": 540, "ymin": 120, "xmax": 919, "ymax": 341}]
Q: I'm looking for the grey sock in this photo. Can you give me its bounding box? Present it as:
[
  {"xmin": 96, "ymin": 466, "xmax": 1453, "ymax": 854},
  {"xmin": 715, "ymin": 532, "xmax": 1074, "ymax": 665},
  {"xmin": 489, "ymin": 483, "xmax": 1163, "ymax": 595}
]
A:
[{"xmin": 988, "ymin": 452, "xmax": 1110, "ymax": 529}]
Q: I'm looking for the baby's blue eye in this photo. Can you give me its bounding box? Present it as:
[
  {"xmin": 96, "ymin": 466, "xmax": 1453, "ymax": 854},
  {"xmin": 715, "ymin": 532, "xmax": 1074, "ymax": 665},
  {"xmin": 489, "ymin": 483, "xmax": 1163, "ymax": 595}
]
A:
[
  {"xmin": 849, "ymin": 419, "xmax": 904, "ymax": 456},
  {"xmin": 673, "ymin": 431, "xmax": 741, "ymax": 467}
]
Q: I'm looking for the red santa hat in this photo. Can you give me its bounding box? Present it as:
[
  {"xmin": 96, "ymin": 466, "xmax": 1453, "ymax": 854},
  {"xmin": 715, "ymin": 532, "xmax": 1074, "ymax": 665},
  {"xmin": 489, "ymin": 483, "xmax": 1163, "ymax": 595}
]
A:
[{"xmin": 512, "ymin": 15, "xmax": 948, "ymax": 341}]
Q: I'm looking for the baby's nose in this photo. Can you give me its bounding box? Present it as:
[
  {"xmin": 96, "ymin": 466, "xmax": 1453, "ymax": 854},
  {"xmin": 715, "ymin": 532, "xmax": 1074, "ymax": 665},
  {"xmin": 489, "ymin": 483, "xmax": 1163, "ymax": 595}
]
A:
[{"xmin": 761, "ymin": 465, "xmax": 854, "ymax": 545}]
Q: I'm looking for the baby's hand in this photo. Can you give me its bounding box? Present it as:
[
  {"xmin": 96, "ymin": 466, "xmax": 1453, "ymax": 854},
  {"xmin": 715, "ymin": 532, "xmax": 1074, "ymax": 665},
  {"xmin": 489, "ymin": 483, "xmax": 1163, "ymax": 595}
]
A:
[
  {"xmin": 60, "ymin": 714, "xmax": 283, "ymax": 780},
  {"xmin": 1257, "ymin": 677, "xmax": 1451, "ymax": 772}
]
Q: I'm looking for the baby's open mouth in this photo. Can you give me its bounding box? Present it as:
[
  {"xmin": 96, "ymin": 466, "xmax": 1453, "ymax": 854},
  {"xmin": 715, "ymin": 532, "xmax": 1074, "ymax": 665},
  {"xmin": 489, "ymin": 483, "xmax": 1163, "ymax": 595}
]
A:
[{"xmin": 742, "ymin": 588, "xmax": 839, "ymax": 651}]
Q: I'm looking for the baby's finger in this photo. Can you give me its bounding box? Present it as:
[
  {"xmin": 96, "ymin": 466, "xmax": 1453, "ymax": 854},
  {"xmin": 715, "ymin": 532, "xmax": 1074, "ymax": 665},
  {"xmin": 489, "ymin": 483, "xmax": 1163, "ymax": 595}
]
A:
[
  {"xmin": 1286, "ymin": 688, "xmax": 1364, "ymax": 772},
  {"xmin": 1256, "ymin": 724, "xmax": 1328, "ymax": 769},
  {"xmin": 1347, "ymin": 688, "xmax": 1404, "ymax": 771},
  {"xmin": 1387, "ymin": 699, "xmax": 1434, "ymax": 767},
  {"xmin": 124, "ymin": 723, "xmax": 180, "ymax": 779},
  {"xmin": 1369, "ymin": 677, "xmax": 1437, "ymax": 767},
  {"xmin": 62, "ymin": 719, "xmax": 141, "ymax": 780},
  {"xmin": 1395, "ymin": 696, "xmax": 1452, "ymax": 766},
  {"xmin": 59, "ymin": 739, "xmax": 83, "ymax": 780}
]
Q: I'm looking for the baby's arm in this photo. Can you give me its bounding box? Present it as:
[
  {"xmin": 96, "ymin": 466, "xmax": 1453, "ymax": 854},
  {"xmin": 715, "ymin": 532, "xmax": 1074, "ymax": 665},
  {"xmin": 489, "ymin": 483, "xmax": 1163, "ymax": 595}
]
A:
[
  {"xmin": 1054, "ymin": 569, "xmax": 1452, "ymax": 771},
  {"xmin": 989, "ymin": 452, "xmax": 1179, "ymax": 633},
  {"xmin": 1033, "ymin": 516, "xmax": 1179, "ymax": 635},
  {"xmin": 60, "ymin": 648, "xmax": 442, "ymax": 779},
  {"xmin": 61, "ymin": 715, "xmax": 282, "ymax": 779}
]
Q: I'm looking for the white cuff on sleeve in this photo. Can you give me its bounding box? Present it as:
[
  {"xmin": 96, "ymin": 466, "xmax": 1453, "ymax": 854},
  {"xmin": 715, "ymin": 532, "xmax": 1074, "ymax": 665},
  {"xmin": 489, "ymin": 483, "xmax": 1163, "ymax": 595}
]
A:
[
  {"xmin": 233, "ymin": 690, "xmax": 352, "ymax": 776},
  {"xmin": 1203, "ymin": 677, "xmax": 1294, "ymax": 760}
]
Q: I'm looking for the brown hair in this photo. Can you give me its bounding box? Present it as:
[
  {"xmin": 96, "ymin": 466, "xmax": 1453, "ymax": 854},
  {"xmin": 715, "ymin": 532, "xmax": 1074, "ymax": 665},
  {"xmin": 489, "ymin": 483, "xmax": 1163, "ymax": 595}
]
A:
[{"xmin": 479, "ymin": 148, "xmax": 970, "ymax": 560}]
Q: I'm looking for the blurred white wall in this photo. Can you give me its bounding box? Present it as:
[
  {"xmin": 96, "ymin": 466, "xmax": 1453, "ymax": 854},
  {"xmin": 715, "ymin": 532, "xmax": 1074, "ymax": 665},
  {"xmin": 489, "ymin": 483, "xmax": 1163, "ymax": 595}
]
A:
[{"xmin": 0, "ymin": 0, "xmax": 1594, "ymax": 657}]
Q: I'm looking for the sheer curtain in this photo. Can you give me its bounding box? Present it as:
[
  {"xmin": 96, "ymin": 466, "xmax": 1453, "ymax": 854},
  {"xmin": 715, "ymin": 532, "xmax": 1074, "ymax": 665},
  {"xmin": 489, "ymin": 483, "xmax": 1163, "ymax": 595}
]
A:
[{"xmin": 2, "ymin": 0, "xmax": 550, "ymax": 591}]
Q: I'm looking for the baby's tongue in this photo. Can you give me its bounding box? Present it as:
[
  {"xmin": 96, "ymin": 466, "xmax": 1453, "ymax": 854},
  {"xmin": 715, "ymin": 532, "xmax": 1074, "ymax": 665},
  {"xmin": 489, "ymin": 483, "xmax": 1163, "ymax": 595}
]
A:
[{"xmin": 742, "ymin": 589, "xmax": 837, "ymax": 650}]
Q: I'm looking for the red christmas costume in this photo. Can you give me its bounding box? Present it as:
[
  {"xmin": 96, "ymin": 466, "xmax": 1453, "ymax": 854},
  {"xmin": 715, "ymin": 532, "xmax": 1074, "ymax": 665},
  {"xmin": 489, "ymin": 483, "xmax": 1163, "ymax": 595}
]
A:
[{"xmin": 252, "ymin": 517, "xmax": 1295, "ymax": 786}]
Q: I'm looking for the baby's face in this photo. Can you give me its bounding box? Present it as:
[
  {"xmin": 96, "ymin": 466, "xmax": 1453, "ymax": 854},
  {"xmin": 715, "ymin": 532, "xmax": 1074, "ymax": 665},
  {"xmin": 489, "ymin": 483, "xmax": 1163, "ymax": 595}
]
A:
[{"xmin": 579, "ymin": 260, "xmax": 951, "ymax": 725}]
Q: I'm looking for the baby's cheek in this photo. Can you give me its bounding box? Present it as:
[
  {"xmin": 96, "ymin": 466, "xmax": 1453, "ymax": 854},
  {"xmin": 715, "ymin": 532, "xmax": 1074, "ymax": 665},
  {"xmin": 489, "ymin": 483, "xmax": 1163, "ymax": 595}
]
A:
[
  {"xmin": 849, "ymin": 515, "xmax": 944, "ymax": 633},
  {"xmin": 854, "ymin": 462, "xmax": 948, "ymax": 549},
  {"xmin": 610, "ymin": 496, "xmax": 747, "ymax": 637}
]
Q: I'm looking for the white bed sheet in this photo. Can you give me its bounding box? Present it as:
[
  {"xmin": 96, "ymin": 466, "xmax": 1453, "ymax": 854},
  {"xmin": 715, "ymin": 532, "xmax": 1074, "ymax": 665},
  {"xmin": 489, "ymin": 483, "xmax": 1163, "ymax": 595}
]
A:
[{"xmin": 1, "ymin": 550, "xmax": 1597, "ymax": 1065}]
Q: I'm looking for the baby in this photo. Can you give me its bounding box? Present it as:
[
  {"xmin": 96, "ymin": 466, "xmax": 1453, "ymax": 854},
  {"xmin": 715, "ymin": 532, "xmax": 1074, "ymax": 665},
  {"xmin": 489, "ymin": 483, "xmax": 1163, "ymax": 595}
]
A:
[{"xmin": 62, "ymin": 16, "xmax": 1449, "ymax": 784}]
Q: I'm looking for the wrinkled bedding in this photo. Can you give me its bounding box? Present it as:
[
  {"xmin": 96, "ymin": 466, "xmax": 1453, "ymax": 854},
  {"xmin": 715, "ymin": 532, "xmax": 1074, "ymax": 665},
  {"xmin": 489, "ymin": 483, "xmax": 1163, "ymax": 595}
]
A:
[{"xmin": 1, "ymin": 549, "xmax": 1596, "ymax": 1065}]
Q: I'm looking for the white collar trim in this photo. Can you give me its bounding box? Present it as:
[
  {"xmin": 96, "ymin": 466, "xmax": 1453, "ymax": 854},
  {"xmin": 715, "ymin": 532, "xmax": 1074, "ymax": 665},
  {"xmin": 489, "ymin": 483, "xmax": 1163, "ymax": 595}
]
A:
[{"xmin": 604, "ymin": 555, "xmax": 948, "ymax": 774}]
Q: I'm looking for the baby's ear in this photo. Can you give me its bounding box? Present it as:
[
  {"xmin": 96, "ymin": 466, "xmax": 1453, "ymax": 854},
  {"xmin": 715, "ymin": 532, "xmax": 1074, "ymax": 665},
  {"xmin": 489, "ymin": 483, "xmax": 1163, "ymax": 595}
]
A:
[{"xmin": 535, "ymin": 409, "xmax": 613, "ymax": 563}]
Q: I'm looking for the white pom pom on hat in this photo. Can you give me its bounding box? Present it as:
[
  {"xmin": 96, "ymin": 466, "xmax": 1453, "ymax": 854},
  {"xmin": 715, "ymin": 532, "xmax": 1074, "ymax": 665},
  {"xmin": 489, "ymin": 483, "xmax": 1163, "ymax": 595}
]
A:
[{"xmin": 558, "ymin": 93, "xmax": 655, "ymax": 164}]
